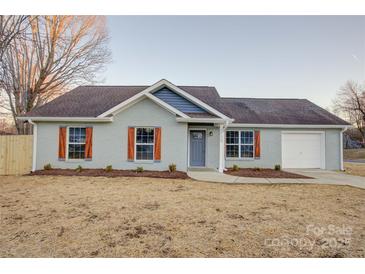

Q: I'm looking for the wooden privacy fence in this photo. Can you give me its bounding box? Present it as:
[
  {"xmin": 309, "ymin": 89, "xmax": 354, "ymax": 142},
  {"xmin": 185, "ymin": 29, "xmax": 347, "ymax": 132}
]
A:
[{"xmin": 0, "ymin": 135, "xmax": 33, "ymax": 175}]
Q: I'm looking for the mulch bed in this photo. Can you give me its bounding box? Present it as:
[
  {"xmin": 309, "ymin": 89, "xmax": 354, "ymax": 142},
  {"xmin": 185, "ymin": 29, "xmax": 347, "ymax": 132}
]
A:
[
  {"xmin": 29, "ymin": 168, "xmax": 189, "ymax": 179},
  {"xmin": 225, "ymin": 168, "xmax": 312, "ymax": 179}
]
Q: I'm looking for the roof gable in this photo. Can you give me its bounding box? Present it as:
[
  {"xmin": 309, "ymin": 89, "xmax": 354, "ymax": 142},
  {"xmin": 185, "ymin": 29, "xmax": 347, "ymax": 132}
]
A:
[{"xmin": 97, "ymin": 79, "xmax": 231, "ymax": 120}]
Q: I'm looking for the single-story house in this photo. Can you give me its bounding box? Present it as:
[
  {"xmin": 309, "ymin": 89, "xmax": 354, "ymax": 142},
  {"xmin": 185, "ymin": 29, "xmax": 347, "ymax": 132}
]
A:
[{"xmin": 20, "ymin": 79, "xmax": 350, "ymax": 172}]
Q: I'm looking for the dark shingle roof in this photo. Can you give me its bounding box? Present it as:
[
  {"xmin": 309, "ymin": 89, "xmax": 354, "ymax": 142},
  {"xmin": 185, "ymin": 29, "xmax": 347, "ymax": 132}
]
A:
[
  {"xmin": 217, "ymin": 98, "xmax": 348, "ymax": 125},
  {"xmin": 25, "ymin": 85, "xmax": 349, "ymax": 125},
  {"xmin": 26, "ymin": 86, "xmax": 146, "ymax": 118}
]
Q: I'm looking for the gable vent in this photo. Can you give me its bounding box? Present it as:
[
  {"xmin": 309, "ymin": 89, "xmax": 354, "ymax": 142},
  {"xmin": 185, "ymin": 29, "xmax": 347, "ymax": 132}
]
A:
[{"xmin": 153, "ymin": 87, "xmax": 207, "ymax": 113}]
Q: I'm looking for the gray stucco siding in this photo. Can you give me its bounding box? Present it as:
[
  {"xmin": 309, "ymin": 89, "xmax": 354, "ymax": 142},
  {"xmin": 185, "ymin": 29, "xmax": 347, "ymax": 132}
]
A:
[
  {"xmin": 224, "ymin": 128, "xmax": 342, "ymax": 170},
  {"xmin": 35, "ymin": 98, "xmax": 188, "ymax": 171},
  {"xmin": 324, "ymin": 129, "xmax": 342, "ymax": 170}
]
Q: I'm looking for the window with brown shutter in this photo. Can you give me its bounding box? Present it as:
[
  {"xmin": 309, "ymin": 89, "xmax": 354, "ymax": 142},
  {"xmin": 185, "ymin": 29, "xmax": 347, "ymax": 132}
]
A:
[
  {"xmin": 154, "ymin": 127, "xmax": 161, "ymax": 161},
  {"xmin": 254, "ymin": 130, "xmax": 261, "ymax": 158},
  {"xmin": 127, "ymin": 127, "xmax": 135, "ymax": 161},
  {"xmin": 58, "ymin": 127, "xmax": 66, "ymax": 161},
  {"xmin": 85, "ymin": 127, "xmax": 93, "ymax": 160}
]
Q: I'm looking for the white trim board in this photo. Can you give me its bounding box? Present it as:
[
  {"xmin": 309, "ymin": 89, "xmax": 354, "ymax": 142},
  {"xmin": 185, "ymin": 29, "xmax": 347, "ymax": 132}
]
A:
[
  {"xmin": 229, "ymin": 123, "xmax": 350, "ymax": 129},
  {"xmin": 340, "ymin": 129, "xmax": 345, "ymax": 171},
  {"xmin": 18, "ymin": 117, "xmax": 113, "ymax": 122},
  {"xmin": 28, "ymin": 120, "xmax": 37, "ymax": 172},
  {"xmin": 97, "ymin": 79, "xmax": 231, "ymax": 120},
  {"xmin": 177, "ymin": 117, "xmax": 231, "ymax": 124}
]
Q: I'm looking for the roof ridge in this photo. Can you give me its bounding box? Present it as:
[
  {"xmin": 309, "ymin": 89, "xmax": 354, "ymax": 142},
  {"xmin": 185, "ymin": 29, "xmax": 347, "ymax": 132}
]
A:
[
  {"xmin": 178, "ymin": 85, "xmax": 215, "ymax": 88},
  {"xmin": 221, "ymin": 97, "xmax": 306, "ymax": 100},
  {"xmin": 81, "ymin": 85, "xmax": 148, "ymax": 87},
  {"xmin": 80, "ymin": 84, "xmax": 216, "ymax": 88}
]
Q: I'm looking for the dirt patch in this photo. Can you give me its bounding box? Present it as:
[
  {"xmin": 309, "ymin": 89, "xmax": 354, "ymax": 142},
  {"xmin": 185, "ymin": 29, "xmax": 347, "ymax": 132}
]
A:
[
  {"xmin": 344, "ymin": 163, "xmax": 365, "ymax": 177},
  {"xmin": 225, "ymin": 168, "xmax": 311, "ymax": 178},
  {"xmin": 29, "ymin": 168, "xmax": 188, "ymax": 179},
  {"xmin": 0, "ymin": 176, "xmax": 364, "ymax": 257}
]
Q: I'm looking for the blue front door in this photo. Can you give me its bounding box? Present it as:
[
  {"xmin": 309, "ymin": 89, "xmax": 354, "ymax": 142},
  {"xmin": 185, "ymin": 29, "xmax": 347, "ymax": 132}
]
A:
[{"xmin": 190, "ymin": 130, "xmax": 206, "ymax": 167}]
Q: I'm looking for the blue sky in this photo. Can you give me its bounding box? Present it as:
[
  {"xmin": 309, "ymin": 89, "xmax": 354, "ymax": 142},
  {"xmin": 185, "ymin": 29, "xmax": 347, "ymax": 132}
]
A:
[{"xmin": 105, "ymin": 16, "xmax": 365, "ymax": 109}]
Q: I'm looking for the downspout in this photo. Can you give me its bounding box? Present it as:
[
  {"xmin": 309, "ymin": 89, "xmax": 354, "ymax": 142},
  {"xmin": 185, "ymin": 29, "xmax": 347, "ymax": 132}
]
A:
[
  {"xmin": 340, "ymin": 127, "xmax": 347, "ymax": 171},
  {"xmin": 218, "ymin": 120, "xmax": 230, "ymax": 173},
  {"xmin": 28, "ymin": 119, "xmax": 37, "ymax": 172}
]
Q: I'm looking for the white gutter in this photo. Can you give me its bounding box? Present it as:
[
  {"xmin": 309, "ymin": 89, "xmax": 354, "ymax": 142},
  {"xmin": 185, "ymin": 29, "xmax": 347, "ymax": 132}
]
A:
[
  {"xmin": 218, "ymin": 120, "xmax": 230, "ymax": 173},
  {"xmin": 28, "ymin": 119, "xmax": 37, "ymax": 172},
  {"xmin": 228, "ymin": 123, "xmax": 351, "ymax": 129},
  {"xmin": 17, "ymin": 116, "xmax": 113, "ymax": 122},
  {"xmin": 176, "ymin": 117, "xmax": 234, "ymax": 124},
  {"xmin": 340, "ymin": 127, "xmax": 347, "ymax": 171}
]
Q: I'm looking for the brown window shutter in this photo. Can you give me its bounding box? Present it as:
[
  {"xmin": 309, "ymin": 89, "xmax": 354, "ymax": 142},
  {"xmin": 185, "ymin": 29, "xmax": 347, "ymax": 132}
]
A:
[
  {"xmin": 85, "ymin": 127, "xmax": 93, "ymax": 160},
  {"xmin": 58, "ymin": 127, "xmax": 67, "ymax": 161},
  {"xmin": 128, "ymin": 127, "xmax": 135, "ymax": 161},
  {"xmin": 254, "ymin": 130, "xmax": 261, "ymax": 158},
  {"xmin": 154, "ymin": 127, "xmax": 161, "ymax": 161}
]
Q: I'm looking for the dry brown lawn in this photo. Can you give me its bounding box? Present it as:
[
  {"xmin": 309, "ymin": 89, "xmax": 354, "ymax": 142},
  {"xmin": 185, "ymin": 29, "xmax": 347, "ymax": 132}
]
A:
[
  {"xmin": 344, "ymin": 163, "xmax": 365, "ymax": 177},
  {"xmin": 0, "ymin": 175, "xmax": 364, "ymax": 258}
]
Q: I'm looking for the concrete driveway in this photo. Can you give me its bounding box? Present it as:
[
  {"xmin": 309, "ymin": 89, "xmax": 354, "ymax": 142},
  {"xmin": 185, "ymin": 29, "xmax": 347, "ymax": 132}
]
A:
[
  {"xmin": 345, "ymin": 159, "xmax": 365, "ymax": 163},
  {"xmin": 187, "ymin": 169, "xmax": 365, "ymax": 189}
]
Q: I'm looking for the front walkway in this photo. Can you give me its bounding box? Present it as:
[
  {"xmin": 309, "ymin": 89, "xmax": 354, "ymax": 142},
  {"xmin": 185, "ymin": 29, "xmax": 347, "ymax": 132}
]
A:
[{"xmin": 187, "ymin": 169, "xmax": 365, "ymax": 189}]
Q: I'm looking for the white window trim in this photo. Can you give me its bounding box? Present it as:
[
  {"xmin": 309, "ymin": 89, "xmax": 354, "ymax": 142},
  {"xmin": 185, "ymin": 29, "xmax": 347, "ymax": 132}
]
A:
[
  {"xmin": 134, "ymin": 127, "xmax": 155, "ymax": 162},
  {"xmin": 225, "ymin": 130, "xmax": 255, "ymax": 160},
  {"xmin": 66, "ymin": 126, "xmax": 87, "ymax": 162}
]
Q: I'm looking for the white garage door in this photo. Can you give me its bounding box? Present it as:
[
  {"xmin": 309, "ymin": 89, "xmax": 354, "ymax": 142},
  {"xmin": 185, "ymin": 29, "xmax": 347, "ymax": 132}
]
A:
[{"xmin": 282, "ymin": 132, "xmax": 324, "ymax": 169}]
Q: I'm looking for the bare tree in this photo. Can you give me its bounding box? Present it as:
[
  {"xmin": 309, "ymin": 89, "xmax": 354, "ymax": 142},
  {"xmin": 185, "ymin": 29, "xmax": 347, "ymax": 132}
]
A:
[
  {"xmin": 334, "ymin": 80, "xmax": 365, "ymax": 142},
  {"xmin": 0, "ymin": 16, "xmax": 111, "ymax": 134},
  {"xmin": 0, "ymin": 16, "xmax": 31, "ymax": 131},
  {"xmin": 0, "ymin": 16, "xmax": 29, "ymax": 59}
]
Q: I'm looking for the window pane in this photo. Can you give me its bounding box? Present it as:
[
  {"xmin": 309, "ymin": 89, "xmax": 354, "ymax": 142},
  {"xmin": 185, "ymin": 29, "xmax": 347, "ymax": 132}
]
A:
[
  {"xmin": 192, "ymin": 132, "xmax": 203, "ymax": 139},
  {"xmin": 68, "ymin": 144, "xmax": 85, "ymax": 159},
  {"xmin": 241, "ymin": 131, "xmax": 253, "ymax": 144},
  {"xmin": 136, "ymin": 128, "xmax": 154, "ymax": 144},
  {"xmin": 241, "ymin": 145, "xmax": 254, "ymax": 158},
  {"xmin": 226, "ymin": 144, "xmax": 239, "ymax": 158},
  {"xmin": 226, "ymin": 131, "xmax": 239, "ymax": 144},
  {"xmin": 69, "ymin": 127, "xmax": 86, "ymax": 143},
  {"xmin": 80, "ymin": 128, "xmax": 86, "ymax": 142},
  {"xmin": 69, "ymin": 127, "xmax": 75, "ymax": 142},
  {"xmin": 136, "ymin": 144, "xmax": 154, "ymax": 160}
]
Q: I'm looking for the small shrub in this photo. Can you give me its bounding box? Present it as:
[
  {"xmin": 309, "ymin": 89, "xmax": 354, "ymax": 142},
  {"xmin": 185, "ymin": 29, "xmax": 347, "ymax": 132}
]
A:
[
  {"xmin": 136, "ymin": 166, "xmax": 144, "ymax": 173},
  {"xmin": 168, "ymin": 163, "xmax": 176, "ymax": 172},
  {"xmin": 274, "ymin": 164, "xmax": 281, "ymax": 171},
  {"xmin": 253, "ymin": 167, "xmax": 261, "ymax": 171},
  {"xmin": 105, "ymin": 165, "xmax": 113, "ymax": 172},
  {"xmin": 75, "ymin": 165, "xmax": 83, "ymax": 172},
  {"xmin": 232, "ymin": 164, "xmax": 239, "ymax": 171},
  {"xmin": 44, "ymin": 163, "xmax": 52, "ymax": 170}
]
